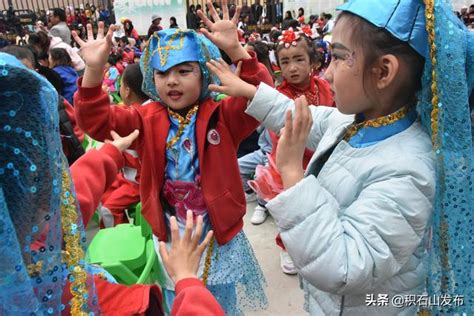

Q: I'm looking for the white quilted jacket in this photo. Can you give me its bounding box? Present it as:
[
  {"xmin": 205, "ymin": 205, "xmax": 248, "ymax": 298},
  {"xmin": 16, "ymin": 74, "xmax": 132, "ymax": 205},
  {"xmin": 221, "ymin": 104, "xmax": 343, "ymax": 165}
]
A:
[{"xmin": 246, "ymin": 83, "xmax": 436, "ymax": 315}]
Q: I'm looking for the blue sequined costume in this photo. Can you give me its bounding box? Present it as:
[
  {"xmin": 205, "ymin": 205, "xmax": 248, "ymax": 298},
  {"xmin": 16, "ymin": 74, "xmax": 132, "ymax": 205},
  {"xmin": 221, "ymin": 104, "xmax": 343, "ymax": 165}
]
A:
[{"xmin": 0, "ymin": 53, "xmax": 99, "ymax": 315}]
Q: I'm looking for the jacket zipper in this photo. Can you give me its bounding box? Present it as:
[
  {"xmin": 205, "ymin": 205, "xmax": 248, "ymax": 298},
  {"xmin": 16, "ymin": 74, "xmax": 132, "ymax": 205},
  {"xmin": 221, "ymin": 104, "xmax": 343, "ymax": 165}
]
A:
[{"xmin": 339, "ymin": 295, "xmax": 345, "ymax": 316}]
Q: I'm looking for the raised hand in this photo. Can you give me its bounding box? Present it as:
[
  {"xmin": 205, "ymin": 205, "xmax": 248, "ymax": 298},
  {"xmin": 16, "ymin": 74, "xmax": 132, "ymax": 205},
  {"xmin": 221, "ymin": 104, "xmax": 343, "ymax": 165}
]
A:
[
  {"xmin": 197, "ymin": 0, "xmax": 250, "ymax": 61},
  {"xmin": 276, "ymin": 96, "xmax": 313, "ymax": 189},
  {"xmin": 72, "ymin": 22, "xmax": 115, "ymax": 70},
  {"xmin": 159, "ymin": 211, "xmax": 213, "ymax": 283},
  {"xmin": 72, "ymin": 22, "xmax": 116, "ymax": 87},
  {"xmin": 207, "ymin": 59, "xmax": 256, "ymax": 99}
]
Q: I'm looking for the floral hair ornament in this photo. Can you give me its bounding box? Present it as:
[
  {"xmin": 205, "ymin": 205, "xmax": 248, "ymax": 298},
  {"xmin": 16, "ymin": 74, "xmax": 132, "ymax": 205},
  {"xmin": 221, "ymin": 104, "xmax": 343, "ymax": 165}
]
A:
[
  {"xmin": 298, "ymin": 25, "xmax": 313, "ymax": 38},
  {"xmin": 278, "ymin": 28, "xmax": 300, "ymax": 48},
  {"xmin": 278, "ymin": 27, "xmax": 312, "ymax": 48}
]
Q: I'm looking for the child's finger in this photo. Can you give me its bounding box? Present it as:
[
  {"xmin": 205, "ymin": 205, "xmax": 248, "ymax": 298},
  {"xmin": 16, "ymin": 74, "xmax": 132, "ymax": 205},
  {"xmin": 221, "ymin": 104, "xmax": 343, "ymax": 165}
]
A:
[
  {"xmin": 207, "ymin": 0, "xmax": 221, "ymax": 22},
  {"xmin": 182, "ymin": 210, "xmax": 194, "ymax": 243},
  {"xmin": 124, "ymin": 129, "xmax": 139, "ymax": 143},
  {"xmin": 105, "ymin": 24, "xmax": 116, "ymax": 44},
  {"xmin": 110, "ymin": 130, "xmax": 120, "ymax": 140},
  {"xmin": 96, "ymin": 22, "xmax": 105, "ymax": 39},
  {"xmin": 231, "ymin": 7, "xmax": 241, "ymax": 25},
  {"xmin": 191, "ymin": 215, "xmax": 204, "ymax": 250},
  {"xmin": 222, "ymin": 0, "xmax": 229, "ymax": 20},
  {"xmin": 206, "ymin": 61, "xmax": 219, "ymax": 75},
  {"xmin": 197, "ymin": 10, "xmax": 213, "ymax": 30},
  {"xmin": 208, "ymin": 84, "xmax": 225, "ymax": 93},
  {"xmin": 86, "ymin": 24, "xmax": 94, "ymax": 41},
  {"xmin": 158, "ymin": 241, "xmax": 170, "ymax": 268},
  {"xmin": 218, "ymin": 58, "xmax": 229, "ymax": 69},
  {"xmin": 72, "ymin": 31, "xmax": 85, "ymax": 47},
  {"xmin": 199, "ymin": 28, "xmax": 215, "ymax": 42},
  {"xmin": 169, "ymin": 216, "xmax": 180, "ymax": 248},
  {"xmin": 197, "ymin": 231, "xmax": 214, "ymax": 256},
  {"xmin": 235, "ymin": 61, "xmax": 243, "ymax": 77},
  {"xmin": 209, "ymin": 59, "xmax": 223, "ymax": 72},
  {"xmin": 284, "ymin": 109, "xmax": 293, "ymax": 137}
]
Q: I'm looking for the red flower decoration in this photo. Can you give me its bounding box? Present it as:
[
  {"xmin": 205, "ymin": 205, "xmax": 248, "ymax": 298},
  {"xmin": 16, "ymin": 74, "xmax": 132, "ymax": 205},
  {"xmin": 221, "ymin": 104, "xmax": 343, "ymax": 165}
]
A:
[
  {"xmin": 299, "ymin": 25, "xmax": 313, "ymax": 38},
  {"xmin": 278, "ymin": 28, "xmax": 300, "ymax": 48}
]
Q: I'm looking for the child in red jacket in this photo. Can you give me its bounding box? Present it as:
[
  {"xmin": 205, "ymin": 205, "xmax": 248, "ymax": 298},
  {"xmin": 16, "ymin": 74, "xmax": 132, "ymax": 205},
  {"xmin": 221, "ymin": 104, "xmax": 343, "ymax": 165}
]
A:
[
  {"xmin": 99, "ymin": 64, "xmax": 150, "ymax": 227},
  {"xmin": 72, "ymin": 132, "xmax": 224, "ymax": 316},
  {"xmin": 72, "ymin": 1, "xmax": 271, "ymax": 314}
]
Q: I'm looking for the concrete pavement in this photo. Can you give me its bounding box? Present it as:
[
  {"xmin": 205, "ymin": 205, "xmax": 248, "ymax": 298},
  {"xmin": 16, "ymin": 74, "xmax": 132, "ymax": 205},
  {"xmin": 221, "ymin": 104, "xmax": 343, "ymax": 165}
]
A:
[{"xmin": 244, "ymin": 201, "xmax": 306, "ymax": 316}]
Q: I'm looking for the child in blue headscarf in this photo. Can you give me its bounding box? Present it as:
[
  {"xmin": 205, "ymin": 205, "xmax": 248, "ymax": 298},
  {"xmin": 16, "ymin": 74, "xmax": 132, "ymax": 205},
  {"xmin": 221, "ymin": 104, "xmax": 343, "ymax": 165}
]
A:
[
  {"xmin": 73, "ymin": 0, "xmax": 272, "ymax": 314},
  {"xmin": 204, "ymin": 0, "xmax": 473, "ymax": 314}
]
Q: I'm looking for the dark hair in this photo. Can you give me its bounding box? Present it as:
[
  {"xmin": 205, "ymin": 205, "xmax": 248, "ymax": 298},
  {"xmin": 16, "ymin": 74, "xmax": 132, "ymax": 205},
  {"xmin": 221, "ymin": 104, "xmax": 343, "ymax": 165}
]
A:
[
  {"xmin": 107, "ymin": 53, "xmax": 122, "ymax": 65},
  {"xmin": 170, "ymin": 17, "xmax": 177, "ymax": 25},
  {"xmin": 285, "ymin": 11, "xmax": 292, "ymax": 19},
  {"xmin": 269, "ymin": 29, "xmax": 282, "ymax": 43},
  {"xmin": 323, "ymin": 13, "xmax": 332, "ymax": 20},
  {"xmin": 28, "ymin": 31, "xmax": 50, "ymax": 55},
  {"xmin": 288, "ymin": 19, "xmax": 299, "ymax": 29},
  {"xmin": 119, "ymin": 36, "xmax": 129, "ymax": 44},
  {"xmin": 124, "ymin": 20, "xmax": 134, "ymax": 34},
  {"xmin": 275, "ymin": 36, "xmax": 320, "ymax": 66},
  {"xmin": 122, "ymin": 64, "xmax": 148, "ymax": 101},
  {"xmin": 246, "ymin": 41, "xmax": 274, "ymax": 78},
  {"xmin": 52, "ymin": 8, "xmax": 66, "ymax": 22},
  {"xmin": 298, "ymin": 8, "xmax": 304, "ymax": 16},
  {"xmin": 49, "ymin": 48, "xmax": 72, "ymax": 67},
  {"xmin": 0, "ymin": 45, "xmax": 35, "ymax": 66},
  {"xmin": 336, "ymin": 12, "xmax": 425, "ymax": 107}
]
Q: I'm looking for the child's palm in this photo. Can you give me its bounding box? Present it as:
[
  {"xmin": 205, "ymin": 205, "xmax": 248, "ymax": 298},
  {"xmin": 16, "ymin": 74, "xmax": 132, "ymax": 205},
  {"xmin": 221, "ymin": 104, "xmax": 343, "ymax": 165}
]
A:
[
  {"xmin": 73, "ymin": 22, "xmax": 115, "ymax": 70},
  {"xmin": 198, "ymin": 0, "xmax": 241, "ymax": 52}
]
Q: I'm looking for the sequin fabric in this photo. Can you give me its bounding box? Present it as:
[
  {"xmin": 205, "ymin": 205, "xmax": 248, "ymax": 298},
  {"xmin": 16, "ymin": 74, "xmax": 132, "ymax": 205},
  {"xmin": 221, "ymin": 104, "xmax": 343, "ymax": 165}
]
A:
[
  {"xmin": 417, "ymin": 1, "xmax": 473, "ymax": 313},
  {"xmin": 140, "ymin": 29, "xmax": 222, "ymax": 103},
  {"xmin": 0, "ymin": 53, "xmax": 98, "ymax": 315}
]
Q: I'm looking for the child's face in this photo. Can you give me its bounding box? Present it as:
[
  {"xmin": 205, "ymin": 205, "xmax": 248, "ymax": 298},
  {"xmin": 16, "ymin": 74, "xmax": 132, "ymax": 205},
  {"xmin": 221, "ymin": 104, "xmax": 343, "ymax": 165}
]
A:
[
  {"xmin": 278, "ymin": 41, "xmax": 312, "ymax": 88},
  {"xmin": 154, "ymin": 62, "xmax": 202, "ymax": 111},
  {"xmin": 324, "ymin": 18, "xmax": 371, "ymax": 115}
]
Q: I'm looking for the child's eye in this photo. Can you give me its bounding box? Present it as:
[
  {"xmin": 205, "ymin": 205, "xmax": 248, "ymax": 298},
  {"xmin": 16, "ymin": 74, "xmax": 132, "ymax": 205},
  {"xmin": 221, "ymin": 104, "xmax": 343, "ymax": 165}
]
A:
[
  {"xmin": 179, "ymin": 69, "xmax": 193, "ymax": 74},
  {"xmin": 155, "ymin": 71, "xmax": 166, "ymax": 76}
]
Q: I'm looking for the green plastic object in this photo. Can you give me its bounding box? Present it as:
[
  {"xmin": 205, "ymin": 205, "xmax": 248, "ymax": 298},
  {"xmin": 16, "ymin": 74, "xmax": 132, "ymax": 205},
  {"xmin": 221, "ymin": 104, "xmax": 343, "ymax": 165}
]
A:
[
  {"xmin": 86, "ymin": 202, "xmax": 164, "ymax": 285},
  {"xmin": 134, "ymin": 202, "xmax": 152, "ymax": 238}
]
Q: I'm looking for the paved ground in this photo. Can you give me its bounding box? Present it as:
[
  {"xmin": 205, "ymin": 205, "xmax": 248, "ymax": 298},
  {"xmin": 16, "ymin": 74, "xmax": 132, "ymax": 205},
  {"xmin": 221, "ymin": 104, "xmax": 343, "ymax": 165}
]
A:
[{"xmin": 243, "ymin": 201, "xmax": 306, "ymax": 316}]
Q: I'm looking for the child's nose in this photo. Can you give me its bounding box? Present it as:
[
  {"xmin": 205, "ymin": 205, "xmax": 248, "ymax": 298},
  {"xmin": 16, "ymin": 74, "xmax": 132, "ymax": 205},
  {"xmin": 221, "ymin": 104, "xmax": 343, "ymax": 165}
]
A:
[
  {"xmin": 323, "ymin": 64, "xmax": 334, "ymax": 83},
  {"xmin": 167, "ymin": 72, "xmax": 179, "ymax": 85}
]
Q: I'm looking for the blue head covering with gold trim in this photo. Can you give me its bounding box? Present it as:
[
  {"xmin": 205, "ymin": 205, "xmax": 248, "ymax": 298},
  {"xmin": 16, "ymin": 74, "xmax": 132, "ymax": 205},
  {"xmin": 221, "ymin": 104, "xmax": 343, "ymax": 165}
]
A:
[
  {"xmin": 337, "ymin": 0, "xmax": 428, "ymax": 58},
  {"xmin": 0, "ymin": 52, "xmax": 98, "ymax": 315},
  {"xmin": 337, "ymin": 1, "xmax": 473, "ymax": 313},
  {"xmin": 140, "ymin": 29, "xmax": 221, "ymax": 103}
]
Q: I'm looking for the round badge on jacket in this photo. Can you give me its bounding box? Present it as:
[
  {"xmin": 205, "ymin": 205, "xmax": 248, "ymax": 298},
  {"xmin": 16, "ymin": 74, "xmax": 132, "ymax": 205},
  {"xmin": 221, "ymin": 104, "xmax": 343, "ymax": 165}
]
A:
[{"xmin": 207, "ymin": 129, "xmax": 220, "ymax": 145}]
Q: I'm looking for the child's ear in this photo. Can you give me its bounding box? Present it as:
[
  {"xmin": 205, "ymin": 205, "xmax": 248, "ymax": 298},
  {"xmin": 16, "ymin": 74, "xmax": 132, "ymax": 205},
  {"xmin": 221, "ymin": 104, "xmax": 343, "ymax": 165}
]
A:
[
  {"xmin": 123, "ymin": 86, "xmax": 131, "ymax": 99},
  {"xmin": 373, "ymin": 54, "xmax": 399, "ymax": 90}
]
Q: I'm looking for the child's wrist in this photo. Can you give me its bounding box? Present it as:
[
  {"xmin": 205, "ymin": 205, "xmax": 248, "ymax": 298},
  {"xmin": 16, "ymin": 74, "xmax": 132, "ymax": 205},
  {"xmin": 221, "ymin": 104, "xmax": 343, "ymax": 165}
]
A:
[
  {"xmin": 174, "ymin": 272, "xmax": 199, "ymax": 284},
  {"xmin": 280, "ymin": 168, "xmax": 304, "ymax": 189},
  {"xmin": 242, "ymin": 84, "xmax": 257, "ymax": 100},
  {"xmin": 227, "ymin": 45, "xmax": 250, "ymax": 63}
]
